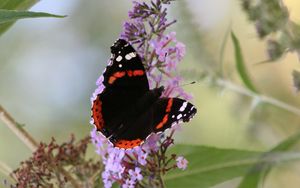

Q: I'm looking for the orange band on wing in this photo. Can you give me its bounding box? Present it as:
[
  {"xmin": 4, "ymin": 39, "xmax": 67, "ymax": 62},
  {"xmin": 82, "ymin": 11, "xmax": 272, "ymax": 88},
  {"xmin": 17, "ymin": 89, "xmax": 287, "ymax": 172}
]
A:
[
  {"xmin": 133, "ymin": 70, "xmax": 144, "ymax": 76},
  {"xmin": 155, "ymin": 99, "xmax": 173, "ymax": 130},
  {"xmin": 114, "ymin": 139, "xmax": 142, "ymax": 149},
  {"xmin": 166, "ymin": 98, "xmax": 173, "ymax": 113},
  {"xmin": 108, "ymin": 70, "xmax": 144, "ymax": 84},
  {"xmin": 127, "ymin": 70, "xmax": 144, "ymax": 77},
  {"xmin": 108, "ymin": 71, "xmax": 126, "ymax": 84},
  {"xmin": 156, "ymin": 114, "xmax": 168, "ymax": 129},
  {"xmin": 92, "ymin": 97, "xmax": 104, "ymax": 130},
  {"xmin": 127, "ymin": 70, "xmax": 133, "ymax": 77}
]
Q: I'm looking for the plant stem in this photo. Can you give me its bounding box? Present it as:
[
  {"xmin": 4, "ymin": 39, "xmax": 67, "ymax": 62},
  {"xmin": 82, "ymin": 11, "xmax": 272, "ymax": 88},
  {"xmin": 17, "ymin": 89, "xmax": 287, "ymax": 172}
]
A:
[
  {"xmin": 0, "ymin": 160, "xmax": 18, "ymax": 184},
  {"xmin": 57, "ymin": 166, "xmax": 81, "ymax": 188},
  {"xmin": 88, "ymin": 166, "xmax": 103, "ymax": 187},
  {"xmin": 0, "ymin": 105, "xmax": 38, "ymax": 151},
  {"xmin": 0, "ymin": 160, "xmax": 12, "ymax": 177},
  {"xmin": 217, "ymin": 79, "xmax": 300, "ymax": 116},
  {"xmin": 158, "ymin": 171, "xmax": 165, "ymax": 188},
  {"xmin": 0, "ymin": 105, "xmax": 81, "ymax": 188}
]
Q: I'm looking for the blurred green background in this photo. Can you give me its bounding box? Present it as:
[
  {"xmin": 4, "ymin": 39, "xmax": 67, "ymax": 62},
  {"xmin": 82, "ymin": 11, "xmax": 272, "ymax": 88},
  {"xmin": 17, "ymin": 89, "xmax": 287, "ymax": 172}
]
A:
[{"xmin": 1, "ymin": 0, "xmax": 300, "ymax": 187}]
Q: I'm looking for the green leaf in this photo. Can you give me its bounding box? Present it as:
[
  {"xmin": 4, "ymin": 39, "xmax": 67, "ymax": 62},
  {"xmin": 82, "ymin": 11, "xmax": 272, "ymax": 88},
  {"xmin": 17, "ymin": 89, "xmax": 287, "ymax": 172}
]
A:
[
  {"xmin": 0, "ymin": 0, "xmax": 38, "ymax": 10},
  {"xmin": 231, "ymin": 31, "xmax": 258, "ymax": 93},
  {"xmin": 219, "ymin": 23, "xmax": 231, "ymax": 77},
  {"xmin": 272, "ymin": 132, "xmax": 300, "ymax": 151},
  {"xmin": 164, "ymin": 145, "xmax": 261, "ymax": 188},
  {"xmin": 0, "ymin": 0, "xmax": 39, "ymax": 36},
  {"xmin": 238, "ymin": 132, "xmax": 300, "ymax": 188},
  {"xmin": 0, "ymin": 9, "xmax": 65, "ymax": 24}
]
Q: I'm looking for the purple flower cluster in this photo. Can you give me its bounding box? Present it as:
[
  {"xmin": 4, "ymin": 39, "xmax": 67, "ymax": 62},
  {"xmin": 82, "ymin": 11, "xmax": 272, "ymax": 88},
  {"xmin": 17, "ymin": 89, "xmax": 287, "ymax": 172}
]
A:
[
  {"xmin": 92, "ymin": 125, "xmax": 189, "ymax": 187},
  {"xmin": 91, "ymin": 129, "xmax": 167, "ymax": 187},
  {"xmin": 149, "ymin": 32, "xmax": 185, "ymax": 68},
  {"xmin": 91, "ymin": 127, "xmax": 188, "ymax": 187},
  {"xmin": 122, "ymin": 1, "xmax": 191, "ymax": 99},
  {"xmin": 121, "ymin": 0, "xmax": 176, "ymax": 57},
  {"xmin": 91, "ymin": 0, "xmax": 191, "ymax": 187},
  {"xmin": 151, "ymin": 31, "xmax": 193, "ymax": 99}
]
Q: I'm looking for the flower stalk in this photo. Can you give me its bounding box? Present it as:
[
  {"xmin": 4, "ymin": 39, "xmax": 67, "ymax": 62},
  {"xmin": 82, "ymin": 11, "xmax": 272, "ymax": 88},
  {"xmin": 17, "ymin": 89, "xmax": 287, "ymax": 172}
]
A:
[
  {"xmin": 0, "ymin": 105, "xmax": 85, "ymax": 188},
  {"xmin": 217, "ymin": 79, "xmax": 300, "ymax": 116},
  {"xmin": 12, "ymin": 135, "xmax": 98, "ymax": 188},
  {"xmin": 0, "ymin": 105, "xmax": 38, "ymax": 152},
  {"xmin": 0, "ymin": 160, "xmax": 13, "ymax": 178}
]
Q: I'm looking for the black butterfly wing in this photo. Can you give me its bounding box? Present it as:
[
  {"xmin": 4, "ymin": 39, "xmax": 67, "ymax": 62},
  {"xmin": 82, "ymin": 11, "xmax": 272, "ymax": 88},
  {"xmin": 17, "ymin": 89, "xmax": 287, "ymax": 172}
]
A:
[
  {"xmin": 91, "ymin": 39, "xmax": 197, "ymax": 149},
  {"xmin": 91, "ymin": 39, "xmax": 149, "ymax": 137},
  {"xmin": 111, "ymin": 98, "xmax": 197, "ymax": 149},
  {"xmin": 152, "ymin": 98, "xmax": 197, "ymax": 133},
  {"xmin": 112, "ymin": 106, "xmax": 155, "ymax": 149},
  {"xmin": 103, "ymin": 39, "xmax": 149, "ymax": 90}
]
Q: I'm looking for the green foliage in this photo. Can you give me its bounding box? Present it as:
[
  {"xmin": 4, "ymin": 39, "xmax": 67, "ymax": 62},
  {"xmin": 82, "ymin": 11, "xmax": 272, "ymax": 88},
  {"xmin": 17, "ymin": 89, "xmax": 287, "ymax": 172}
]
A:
[
  {"xmin": 238, "ymin": 132, "xmax": 300, "ymax": 188},
  {"xmin": 0, "ymin": 9, "xmax": 65, "ymax": 24},
  {"xmin": 231, "ymin": 31, "xmax": 258, "ymax": 93},
  {"xmin": 266, "ymin": 39, "xmax": 285, "ymax": 62},
  {"xmin": 164, "ymin": 145, "xmax": 261, "ymax": 188},
  {"xmin": 240, "ymin": 0, "xmax": 300, "ymax": 78},
  {"xmin": 164, "ymin": 139, "xmax": 300, "ymax": 188},
  {"xmin": 0, "ymin": 0, "xmax": 38, "ymax": 10},
  {"xmin": 0, "ymin": 0, "xmax": 38, "ymax": 35},
  {"xmin": 219, "ymin": 24, "xmax": 231, "ymax": 77},
  {"xmin": 241, "ymin": 0, "xmax": 289, "ymax": 38},
  {"xmin": 0, "ymin": 0, "xmax": 64, "ymax": 36}
]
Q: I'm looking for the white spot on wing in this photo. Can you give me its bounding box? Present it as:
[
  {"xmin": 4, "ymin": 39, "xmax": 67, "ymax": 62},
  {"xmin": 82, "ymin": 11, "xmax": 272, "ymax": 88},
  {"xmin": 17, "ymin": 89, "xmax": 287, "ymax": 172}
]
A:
[
  {"xmin": 125, "ymin": 54, "xmax": 132, "ymax": 60},
  {"xmin": 116, "ymin": 56, "xmax": 122, "ymax": 62},
  {"xmin": 177, "ymin": 114, "xmax": 182, "ymax": 120},
  {"xmin": 129, "ymin": 52, "xmax": 136, "ymax": 58},
  {"xmin": 118, "ymin": 64, "xmax": 122, "ymax": 68},
  {"xmin": 179, "ymin": 102, "xmax": 188, "ymax": 112}
]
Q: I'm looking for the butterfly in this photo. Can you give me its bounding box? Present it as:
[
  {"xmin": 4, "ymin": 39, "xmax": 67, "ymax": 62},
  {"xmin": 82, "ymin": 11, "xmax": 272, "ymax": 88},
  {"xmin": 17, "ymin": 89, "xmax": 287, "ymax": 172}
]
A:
[{"xmin": 91, "ymin": 39, "xmax": 197, "ymax": 149}]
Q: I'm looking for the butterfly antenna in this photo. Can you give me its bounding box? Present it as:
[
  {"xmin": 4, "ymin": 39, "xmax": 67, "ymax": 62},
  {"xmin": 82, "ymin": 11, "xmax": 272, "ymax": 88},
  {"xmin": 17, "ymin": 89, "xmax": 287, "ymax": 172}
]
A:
[{"xmin": 179, "ymin": 81, "xmax": 196, "ymax": 87}]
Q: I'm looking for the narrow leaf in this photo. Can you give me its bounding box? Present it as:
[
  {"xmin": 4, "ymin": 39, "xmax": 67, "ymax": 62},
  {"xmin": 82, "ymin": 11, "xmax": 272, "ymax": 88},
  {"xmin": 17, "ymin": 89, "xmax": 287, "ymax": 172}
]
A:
[
  {"xmin": 219, "ymin": 23, "xmax": 231, "ymax": 77},
  {"xmin": 164, "ymin": 145, "xmax": 261, "ymax": 188},
  {"xmin": 0, "ymin": 0, "xmax": 38, "ymax": 10},
  {"xmin": 0, "ymin": 0, "xmax": 39, "ymax": 36},
  {"xmin": 272, "ymin": 132, "xmax": 300, "ymax": 151},
  {"xmin": 238, "ymin": 132, "xmax": 300, "ymax": 188},
  {"xmin": 231, "ymin": 31, "xmax": 258, "ymax": 93},
  {"xmin": 0, "ymin": 9, "xmax": 65, "ymax": 24}
]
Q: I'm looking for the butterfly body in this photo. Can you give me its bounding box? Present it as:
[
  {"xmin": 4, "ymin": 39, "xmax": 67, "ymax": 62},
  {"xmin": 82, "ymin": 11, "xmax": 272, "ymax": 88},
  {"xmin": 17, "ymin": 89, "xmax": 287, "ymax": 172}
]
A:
[{"xmin": 91, "ymin": 39, "xmax": 197, "ymax": 149}]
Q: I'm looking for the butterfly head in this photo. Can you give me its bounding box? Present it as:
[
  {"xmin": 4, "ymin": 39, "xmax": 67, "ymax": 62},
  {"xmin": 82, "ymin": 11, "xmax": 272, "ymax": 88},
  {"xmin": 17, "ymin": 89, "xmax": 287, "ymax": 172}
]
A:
[{"xmin": 111, "ymin": 39, "xmax": 132, "ymax": 54}]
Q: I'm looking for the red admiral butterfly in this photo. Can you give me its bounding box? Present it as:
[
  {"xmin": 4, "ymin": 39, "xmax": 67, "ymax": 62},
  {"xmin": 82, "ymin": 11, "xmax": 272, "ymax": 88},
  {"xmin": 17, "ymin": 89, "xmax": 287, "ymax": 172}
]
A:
[{"xmin": 91, "ymin": 39, "xmax": 197, "ymax": 149}]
